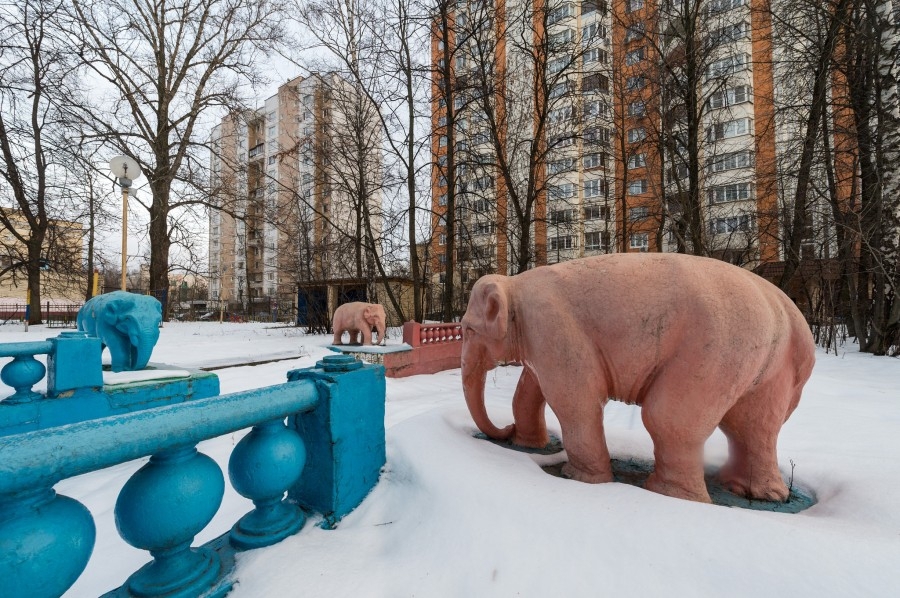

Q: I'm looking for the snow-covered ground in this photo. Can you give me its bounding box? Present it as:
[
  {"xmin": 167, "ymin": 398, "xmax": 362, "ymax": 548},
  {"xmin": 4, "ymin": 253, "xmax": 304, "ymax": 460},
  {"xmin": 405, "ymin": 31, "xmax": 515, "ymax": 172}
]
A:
[{"xmin": 2, "ymin": 322, "xmax": 899, "ymax": 597}]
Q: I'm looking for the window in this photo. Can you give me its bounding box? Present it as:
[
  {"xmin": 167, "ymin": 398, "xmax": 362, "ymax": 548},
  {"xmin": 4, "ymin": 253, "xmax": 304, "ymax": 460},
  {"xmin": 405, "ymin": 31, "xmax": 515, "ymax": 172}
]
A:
[
  {"xmin": 268, "ymin": 155, "xmax": 276, "ymax": 165},
  {"xmin": 550, "ymin": 81, "xmax": 572, "ymax": 98},
  {"xmin": 625, "ymin": 22, "xmax": 646, "ymax": 43},
  {"xmin": 439, "ymin": 193, "xmax": 448, "ymax": 206},
  {"xmin": 548, "ymin": 3, "xmax": 575, "ymax": 25},
  {"xmin": 583, "ymin": 48, "xmax": 609, "ymax": 65},
  {"xmin": 439, "ymin": 135, "xmax": 448, "ymax": 147},
  {"xmin": 707, "ymin": 0, "xmax": 747, "ymax": 15},
  {"xmin": 628, "ymin": 179, "xmax": 648, "ymax": 195},
  {"xmin": 550, "ymin": 132, "xmax": 576, "ymax": 147},
  {"xmin": 707, "ymin": 21, "xmax": 751, "ymax": 46},
  {"xmin": 582, "ymin": 23, "xmax": 607, "ymax": 43},
  {"xmin": 584, "ymin": 99, "xmax": 608, "ymax": 118},
  {"xmin": 627, "ymin": 127, "xmax": 646, "ymax": 143},
  {"xmin": 550, "ymin": 28, "xmax": 576, "ymax": 47},
  {"xmin": 630, "ymin": 233, "xmax": 649, "ymax": 250},
  {"xmin": 708, "ymin": 182, "xmax": 753, "ymax": 203},
  {"xmin": 456, "ymin": 55, "xmax": 467, "ymax": 70},
  {"xmin": 581, "ymin": 0, "xmax": 607, "ymax": 16},
  {"xmin": 473, "ymin": 221, "xmax": 496, "ymax": 235},
  {"xmin": 709, "ymin": 214, "xmax": 753, "ymax": 235},
  {"xmin": 627, "ymin": 153, "xmax": 646, "ymax": 169},
  {"xmin": 707, "ymin": 151, "xmax": 753, "ymax": 173},
  {"xmin": 625, "ymin": 47, "xmax": 646, "ymax": 65},
  {"xmin": 707, "ymin": 54, "xmax": 750, "ymax": 78},
  {"xmin": 267, "ymin": 125, "xmax": 276, "ymax": 136},
  {"xmin": 550, "ymin": 235, "xmax": 577, "ymax": 250},
  {"xmin": 582, "ymin": 73, "xmax": 609, "ymax": 93},
  {"xmin": 628, "ymin": 101, "xmax": 646, "ymax": 116},
  {"xmin": 626, "ymin": 75, "xmax": 646, "ymax": 90},
  {"xmin": 550, "ymin": 183, "xmax": 576, "ymax": 199},
  {"xmin": 625, "ymin": 0, "xmax": 644, "ymax": 13},
  {"xmin": 473, "ymin": 176, "xmax": 492, "ymax": 191},
  {"xmin": 584, "ymin": 204, "xmax": 610, "ymax": 220},
  {"xmin": 549, "ymin": 158, "xmax": 575, "ymax": 174},
  {"xmin": 584, "ymin": 178, "xmax": 606, "ymax": 198},
  {"xmin": 549, "ymin": 56, "xmax": 571, "ymax": 74},
  {"xmin": 709, "ymin": 85, "xmax": 753, "ymax": 109},
  {"xmin": 583, "ymin": 152, "xmax": 607, "ymax": 169},
  {"xmin": 584, "ymin": 126, "xmax": 611, "ymax": 147},
  {"xmin": 584, "ymin": 231, "xmax": 611, "ymax": 251},
  {"xmin": 629, "ymin": 206, "xmax": 649, "ymax": 220},
  {"xmin": 438, "ymin": 116, "xmax": 447, "ymax": 127},
  {"xmin": 549, "ymin": 105, "xmax": 574, "ymax": 123},
  {"xmin": 706, "ymin": 117, "xmax": 752, "ymax": 141},
  {"xmin": 549, "ymin": 209, "xmax": 575, "ymax": 224}
]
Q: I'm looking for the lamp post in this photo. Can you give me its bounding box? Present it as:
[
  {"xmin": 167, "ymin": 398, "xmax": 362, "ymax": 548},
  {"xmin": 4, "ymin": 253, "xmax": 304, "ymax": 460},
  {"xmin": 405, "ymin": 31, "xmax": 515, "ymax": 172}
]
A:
[
  {"xmin": 109, "ymin": 156, "xmax": 142, "ymax": 291},
  {"xmin": 219, "ymin": 265, "xmax": 228, "ymax": 323}
]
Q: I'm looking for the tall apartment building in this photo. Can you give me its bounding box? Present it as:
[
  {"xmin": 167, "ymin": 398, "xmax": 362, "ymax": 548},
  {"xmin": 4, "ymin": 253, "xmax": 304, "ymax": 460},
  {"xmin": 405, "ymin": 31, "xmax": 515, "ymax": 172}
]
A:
[
  {"xmin": 430, "ymin": 0, "xmax": 890, "ymax": 313},
  {"xmin": 209, "ymin": 74, "xmax": 382, "ymax": 319},
  {"xmin": 431, "ymin": 0, "xmax": 615, "ymax": 313}
]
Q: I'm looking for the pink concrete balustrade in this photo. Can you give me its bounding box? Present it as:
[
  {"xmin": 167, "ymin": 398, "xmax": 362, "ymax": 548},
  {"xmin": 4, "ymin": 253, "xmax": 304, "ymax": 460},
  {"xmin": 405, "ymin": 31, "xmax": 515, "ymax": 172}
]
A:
[
  {"xmin": 405, "ymin": 323, "xmax": 462, "ymax": 347},
  {"xmin": 378, "ymin": 322, "xmax": 462, "ymax": 378}
]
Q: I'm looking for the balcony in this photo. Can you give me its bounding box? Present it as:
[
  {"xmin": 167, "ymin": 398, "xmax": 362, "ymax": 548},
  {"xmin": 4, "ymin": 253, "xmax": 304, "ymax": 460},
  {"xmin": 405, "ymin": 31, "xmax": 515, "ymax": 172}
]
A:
[{"xmin": 248, "ymin": 144, "xmax": 264, "ymax": 159}]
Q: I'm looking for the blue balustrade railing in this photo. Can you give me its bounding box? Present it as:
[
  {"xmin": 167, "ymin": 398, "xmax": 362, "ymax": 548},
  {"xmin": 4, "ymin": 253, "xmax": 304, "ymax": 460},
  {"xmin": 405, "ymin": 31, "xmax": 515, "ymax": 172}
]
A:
[
  {"xmin": 0, "ymin": 353, "xmax": 387, "ymax": 598},
  {"xmin": 0, "ymin": 340, "xmax": 54, "ymax": 404},
  {"xmin": 0, "ymin": 332, "xmax": 220, "ymax": 435}
]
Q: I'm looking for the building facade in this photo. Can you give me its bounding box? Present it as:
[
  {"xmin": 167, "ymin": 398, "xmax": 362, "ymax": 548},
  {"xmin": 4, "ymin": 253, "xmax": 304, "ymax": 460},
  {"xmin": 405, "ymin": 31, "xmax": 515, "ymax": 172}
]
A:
[
  {"xmin": 429, "ymin": 0, "xmax": 894, "ymax": 315},
  {"xmin": 430, "ymin": 0, "xmax": 616, "ymax": 314},
  {"xmin": 209, "ymin": 74, "xmax": 383, "ymax": 320}
]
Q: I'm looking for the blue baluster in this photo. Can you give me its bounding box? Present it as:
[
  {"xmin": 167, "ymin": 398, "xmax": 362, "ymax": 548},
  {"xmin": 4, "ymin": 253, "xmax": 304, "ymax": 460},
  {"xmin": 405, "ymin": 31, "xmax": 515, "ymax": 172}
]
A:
[
  {"xmin": 114, "ymin": 446, "xmax": 225, "ymax": 597},
  {"xmin": 0, "ymin": 487, "xmax": 95, "ymax": 598},
  {"xmin": 228, "ymin": 418, "xmax": 307, "ymax": 550},
  {"xmin": 1, "ymin": 354, "xmax": 45, "ymax": 404}
]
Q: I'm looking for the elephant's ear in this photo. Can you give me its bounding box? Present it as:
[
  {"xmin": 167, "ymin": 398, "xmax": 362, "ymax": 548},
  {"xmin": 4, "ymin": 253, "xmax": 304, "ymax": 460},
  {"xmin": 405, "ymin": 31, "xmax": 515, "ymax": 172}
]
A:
[
  {"xmin": 102, "ymin": 301, "xmax": 120, "ymax": 325},
  {"xmin": 480, "ymin": 280, "xmax": 508, "ymax": 341}
]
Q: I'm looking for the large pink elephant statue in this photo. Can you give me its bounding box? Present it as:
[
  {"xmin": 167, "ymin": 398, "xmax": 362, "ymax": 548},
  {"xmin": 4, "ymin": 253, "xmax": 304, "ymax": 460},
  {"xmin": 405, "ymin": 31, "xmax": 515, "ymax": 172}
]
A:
[
  {"xmin": 461, "ymin": 253, "xmax": 815, "ymax": 503},
  {"xmin": 332, "ymin": 302, "xmax": 387, "ymax": 346}
]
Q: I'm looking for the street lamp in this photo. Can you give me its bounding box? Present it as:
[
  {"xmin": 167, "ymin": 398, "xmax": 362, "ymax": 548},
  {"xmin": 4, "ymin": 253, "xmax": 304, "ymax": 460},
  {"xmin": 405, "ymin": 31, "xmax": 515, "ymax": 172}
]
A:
[
  {"xmin": 109, "ymin": 155, "xmax": 142, "ymax": 291},
  {"xmin": 219, "ymin": 265, "xmax": 228, "ymax": 323}
]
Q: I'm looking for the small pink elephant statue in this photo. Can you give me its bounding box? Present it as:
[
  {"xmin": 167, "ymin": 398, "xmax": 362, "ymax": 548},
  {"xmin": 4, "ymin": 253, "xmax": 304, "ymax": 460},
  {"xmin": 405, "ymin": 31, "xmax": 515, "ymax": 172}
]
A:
[
  {"xmin": 332, "ymin": 301, "xmax": 387, "ymax": 346},
  {"xmin": 461, "ymin": 253, "xmax": 815, "ymax": 503}
]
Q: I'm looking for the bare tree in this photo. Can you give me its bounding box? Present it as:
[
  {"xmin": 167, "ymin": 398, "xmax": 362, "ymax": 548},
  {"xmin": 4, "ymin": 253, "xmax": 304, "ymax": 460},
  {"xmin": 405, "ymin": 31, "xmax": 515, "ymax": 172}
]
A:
[
  {"xmin": 67, "ymin": 0, "xmax": 286, "ymax": 315},
  {"xmin": 0, "ymin": 0, "xmax": 87, "ymax": 323}
]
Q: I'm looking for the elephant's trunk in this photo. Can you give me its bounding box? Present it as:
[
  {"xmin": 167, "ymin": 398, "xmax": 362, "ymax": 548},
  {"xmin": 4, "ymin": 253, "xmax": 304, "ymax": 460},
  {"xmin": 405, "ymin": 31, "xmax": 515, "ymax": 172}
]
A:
[{"xmin": 462, "ymin": 352, "xmax": 515, "ymax": 441}]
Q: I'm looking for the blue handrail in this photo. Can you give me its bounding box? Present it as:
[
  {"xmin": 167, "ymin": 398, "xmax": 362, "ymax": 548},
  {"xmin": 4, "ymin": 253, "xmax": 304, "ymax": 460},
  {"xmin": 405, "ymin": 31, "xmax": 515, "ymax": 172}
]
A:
[{"xmin": 0, "ymin": 379, "xmax": 318, "ymax": 495}]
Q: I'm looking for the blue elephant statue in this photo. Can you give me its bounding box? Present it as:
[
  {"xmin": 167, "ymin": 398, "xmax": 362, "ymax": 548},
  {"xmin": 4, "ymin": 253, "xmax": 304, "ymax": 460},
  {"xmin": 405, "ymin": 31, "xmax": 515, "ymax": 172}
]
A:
[{"xmin": 76, "ymin": 291, "xmax": 163, "ymax": 372}]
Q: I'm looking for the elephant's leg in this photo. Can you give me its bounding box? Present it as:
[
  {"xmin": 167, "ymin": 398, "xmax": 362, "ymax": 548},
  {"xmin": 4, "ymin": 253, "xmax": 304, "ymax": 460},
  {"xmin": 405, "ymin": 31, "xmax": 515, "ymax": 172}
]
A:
[
  {"xmin": 554, "ymin": 387, "xmax": 613, "ymax": 484},
  {"xmin": 718, "ymin": 372, "xmax": 795, "ymax": 502},
  {"xmin": 641, "ymin": 387, "xmax": 719, "ymax": 503},
  {"xmin": 511, "ymin": 367, "xmax": 550, "ymax": 449}
]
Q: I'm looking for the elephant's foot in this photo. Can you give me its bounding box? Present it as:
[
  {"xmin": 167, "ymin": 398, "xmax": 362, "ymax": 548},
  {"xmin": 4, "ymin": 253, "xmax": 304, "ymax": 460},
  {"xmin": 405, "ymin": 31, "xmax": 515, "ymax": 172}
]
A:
[
  {"xmin": 512, "ymin": 429, "xmax": 550, "ymax": 450},
  {"xmin": 561, "ymin": 462, "xmax": 613, "ymax": 484},
  {"xmin": 719, "ymin": 470, "xmax": 790, "ymax": 502},
  {"xmin": 645, "ymin": 471, "xmax": 711, "ymax": 503}
]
